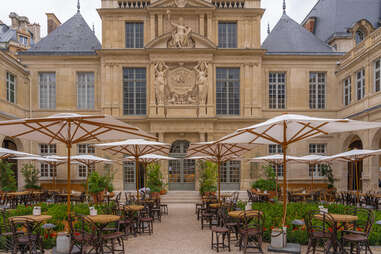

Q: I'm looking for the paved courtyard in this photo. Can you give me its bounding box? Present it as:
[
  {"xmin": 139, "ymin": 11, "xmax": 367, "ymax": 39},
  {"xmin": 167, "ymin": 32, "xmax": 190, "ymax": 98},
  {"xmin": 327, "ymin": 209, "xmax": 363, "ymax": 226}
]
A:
[{"xmin": 125, "ymin": 204, "xmax": 381, "ymax": 254}]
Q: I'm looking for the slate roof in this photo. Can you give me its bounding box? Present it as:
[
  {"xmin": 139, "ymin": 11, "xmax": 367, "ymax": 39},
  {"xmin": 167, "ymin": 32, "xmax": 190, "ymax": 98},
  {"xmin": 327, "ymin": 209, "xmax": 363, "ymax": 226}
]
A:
[
  {"xmin": 301, "ymin": 0, "xmax": 381, "ymax": 43},
  {"xmin": 262, "ymin": 13, "xmax": 338, "ymax": 55},
  {"xmin": 21, "ymin": 12, "xmax": 101, "ymax": 56},
  {"xmin": 0, "ymin": 24, "xmax": 18, "ymax": 44}
]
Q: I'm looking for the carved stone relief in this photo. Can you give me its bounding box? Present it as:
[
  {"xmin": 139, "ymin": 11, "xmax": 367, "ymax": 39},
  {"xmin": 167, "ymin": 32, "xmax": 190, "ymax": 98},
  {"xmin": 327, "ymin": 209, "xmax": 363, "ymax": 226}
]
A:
[
  {"xmin": 154, "ymin": 61, "xmax": 169, "ymax": 105},
  {"xmin": 194, "ymin": 61, "xmax": 208, "ymax": 105},
  {"xmin": 167, "ymin": 10, "xmax": 195, "ymax": 48}
]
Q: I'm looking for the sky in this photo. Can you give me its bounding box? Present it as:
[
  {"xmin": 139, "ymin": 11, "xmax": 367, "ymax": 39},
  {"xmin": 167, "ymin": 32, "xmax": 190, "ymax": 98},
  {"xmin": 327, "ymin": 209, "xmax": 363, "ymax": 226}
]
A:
[{"xmin": 0, "ymin": 0, "xmax": 319, "ymax": 44}]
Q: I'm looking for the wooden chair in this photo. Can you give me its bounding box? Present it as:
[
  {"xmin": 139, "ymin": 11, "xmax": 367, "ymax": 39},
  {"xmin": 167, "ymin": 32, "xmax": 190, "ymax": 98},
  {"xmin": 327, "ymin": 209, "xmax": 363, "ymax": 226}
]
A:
[{"xmin": 238, "ymin": 210, "xmax": 265, "ymax": 254}]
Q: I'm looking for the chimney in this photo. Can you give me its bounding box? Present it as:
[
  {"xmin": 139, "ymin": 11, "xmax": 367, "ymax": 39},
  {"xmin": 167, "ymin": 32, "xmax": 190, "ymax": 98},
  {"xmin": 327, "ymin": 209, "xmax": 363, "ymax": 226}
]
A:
[
  {"xmin": 28, "ymin": 23, "xmax": 41, "ymax": 43},
  {"xmin": 46, "ymin": 13, "xmax": 61, "ymax": 34},
  {"xmin": 9, "ymin": 12, "xmax": 19, "ymax": 29},
  {"xmin": 18, "ymin": 16, "xmax": 29, "ymax": 31},
  {"xmin": 304, "ymin": 17, "xmax": 317, "ymax": 34}
]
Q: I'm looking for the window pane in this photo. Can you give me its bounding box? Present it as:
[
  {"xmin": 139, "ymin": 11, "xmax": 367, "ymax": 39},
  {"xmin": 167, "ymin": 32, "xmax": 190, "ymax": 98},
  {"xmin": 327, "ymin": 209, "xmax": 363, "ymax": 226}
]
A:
[
  {"xmin": 356, "ymin": 69, "xmax": 365, "ymax": 100},
  {"xmin": 221, "ymin": 160, "xmax": 240, "ymax": 183},
  {"xmin": 123, "ymin": 162, "xmax": 135, "ymax": 184},
  {"xmin": 218, "ymin": 22, "xmax": 237, "ymax": 48},
  {"xmin": 216, "ymin": 68, "xmax": 240, "ymax": 115},
  {"xmin": 6, "ymin": 72, "xmax": 16, "ymax": 103},
  {"xmin": 126, "ymin": 22, "xmax": 144, "ymax": 48},
  {"xmin": 39, "ymin": 73, "xmax": 56, "ymax": 109},
  {"xmin": 77, "ymin": 72, "xmax": 95, "ymax": 109},
  {"xmin": 269, "ymin": 72, "xmax": 286, "ymax": 109},
  {"xmin": 309, "ymin": 72, "xmax": 325, "ymax": 109},
  {"xmin": 343, "ymin": 77, "xmax": 351, "ymax": 106},
  {"xmin": 123, "ymin": 68, "xmax": 146, "ymax": 115},
  {"xmin": 375, "ymin": 59, "xmax": 381, "ymax": 92}
]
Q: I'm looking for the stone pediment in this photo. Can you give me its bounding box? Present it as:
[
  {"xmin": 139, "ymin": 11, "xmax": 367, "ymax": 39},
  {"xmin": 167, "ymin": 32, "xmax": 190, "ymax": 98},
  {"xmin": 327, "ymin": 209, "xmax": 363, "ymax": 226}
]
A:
[
  {"xmin": 146, "ymin": 32, "xmax": 216, "ymax": 49},
  {"xmin": 149, "ymin": 0, "xmax": 215, "ymax": 8}
]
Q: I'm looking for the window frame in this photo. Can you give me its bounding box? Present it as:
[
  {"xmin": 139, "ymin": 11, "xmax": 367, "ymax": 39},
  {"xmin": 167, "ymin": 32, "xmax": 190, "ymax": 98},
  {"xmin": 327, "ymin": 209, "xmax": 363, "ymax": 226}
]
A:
[
  {"xmin": 77, "ymin": 72, "xmax": 95, "ymax": 110},
  {"xmin": 6, "ymin": 72, "xmax": 16, "ymax": 104},
  {"xmin": 39, "ymin": 144, "xmax": 57, "ymax": 179},
  {"xmin": 268, "ymin": 72, "xmax": 286, "ymax": 109},
  {"xmin": 218, "ymin": 22, "xmax": 238, "ymax": 48},
  {"xmin": 123, "ymin": 67, "xmax": 147, "ymax": 116},
  {"xmin": 268, "ymin": 144, "xmax": 283, "ymax": 177},
  {"xmin": 216, "ymin": 67, "xmax": 240, "ymax": 116},
  {"xmin": 309, "ymin": 72, "xmax": 326, "ymax": 109},
  {"xmin": 39, "ymin": 72, "xmax": 56, "ymax": 109},
  {"xmin": 374, "ymin": 59, "xmax": 381, "ymax": 93},
  {"xmin": 343, "ymin": 76, "xmax": 351, "ymax": 106},
  {"xmin": 308, "ymin": 143, "xmax": 327, "ymax": 178},
  {"xmin": 125, "ymin": 22, "xmax": 144, "ymax": 49},
  {"xmin": 356, "ymin": 68, "xmax": 365, "ymax": 100},
  {"xmin": 77, "ymin": 144, "xmax": 95, "ymax": 178}
]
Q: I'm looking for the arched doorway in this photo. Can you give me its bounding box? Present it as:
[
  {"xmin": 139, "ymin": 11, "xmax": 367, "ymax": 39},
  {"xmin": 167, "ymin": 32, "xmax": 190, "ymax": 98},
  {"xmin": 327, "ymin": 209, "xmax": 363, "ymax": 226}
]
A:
[
  {"xmin": 168, "ymin": 140, "xmax": 195, "ymax": 190},
  {"xmin": 347, "ymin": 139, "xmax": 363, "ymax": 191},
  {"xmin": 2, "ymin": 138, "xmax": 18, "ymax": 187}
]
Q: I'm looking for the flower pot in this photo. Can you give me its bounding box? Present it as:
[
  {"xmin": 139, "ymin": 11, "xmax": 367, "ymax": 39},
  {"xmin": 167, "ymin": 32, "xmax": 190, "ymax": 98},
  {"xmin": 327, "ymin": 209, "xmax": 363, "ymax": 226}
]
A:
[
  {"xmin": 92, "ymin": 191, "xmax": 105, "ymax": 203},
  {"xmin": 160, "ymin": 189, "xmax": 167, "ymax": 195},
  {"xmin": 271, "ymin": 227, "xmax": 287, "ymax": 248},
  {"xmin": 151, "ymin": 192, "xmax": 160, "ymax": 199}
]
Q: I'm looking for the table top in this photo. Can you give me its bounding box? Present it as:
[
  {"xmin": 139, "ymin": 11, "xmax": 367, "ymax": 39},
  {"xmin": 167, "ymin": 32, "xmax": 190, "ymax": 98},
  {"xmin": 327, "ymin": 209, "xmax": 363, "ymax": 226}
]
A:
[
  {"xmin": 86, "ymin": 215, "xmax": 120, "ymax": 224},
  {"xmin": 125, "ymin": 205, "xmax": 144, "ymax": 211},
  {"xmin": 293, "ymin": 192, "xmax": 311, "ymax": 196},
  {"xmin": 7, "ymin": 191, "xmax": 30, "ymax": 196},
  {"xmin": 220, "ymin": 193, "xmax": 232, "ymax": 197},
  {"xmin": 9, "ymin": 215, "xmax": 52, "ymax": 222},
  {"xmin": 228, "ymin": 210, "xmax": 262, "ymax": 219},
  {"xmin": 315, "ymin": 213, "xmax": 358, "ymax": 223},
  {"xmin": 209, "ymin": 203, "xmax": 222, "ymax": 208},
  {"xmin": 256, "ymin": 192, "xmax": 270, "ymax": 196}
]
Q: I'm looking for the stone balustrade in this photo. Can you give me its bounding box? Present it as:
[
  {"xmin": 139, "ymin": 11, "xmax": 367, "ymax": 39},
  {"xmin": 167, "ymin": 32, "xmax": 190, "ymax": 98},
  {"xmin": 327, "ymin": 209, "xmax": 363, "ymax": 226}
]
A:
[{"xmin": 101, "ymin": 0, "xmax": 260, "ymax": 8}]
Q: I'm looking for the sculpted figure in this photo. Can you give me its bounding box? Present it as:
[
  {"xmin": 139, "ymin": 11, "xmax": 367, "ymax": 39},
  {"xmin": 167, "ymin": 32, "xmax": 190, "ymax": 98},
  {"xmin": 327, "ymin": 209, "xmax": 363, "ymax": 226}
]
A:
[
  {"xmin": 167, "ymin": 10, "xmax": 193, "ymax": 48},
  {"xmin": 154, "ymin": 62, "xmax": 169, "ymax": 105},
  {"xmin": 194, "ymin": 61, "xmax": 208, "ymax": 105}
]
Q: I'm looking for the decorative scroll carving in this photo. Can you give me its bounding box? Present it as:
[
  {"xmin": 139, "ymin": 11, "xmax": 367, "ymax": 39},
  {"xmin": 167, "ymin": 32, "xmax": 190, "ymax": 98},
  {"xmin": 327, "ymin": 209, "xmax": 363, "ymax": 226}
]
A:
[
  {"xmin": 174, "ymin": 0, "xmax": 187, "ymax": 7},
  {"xmin": 194, "ymin": 61, "xmax": 208, "ymax": 105},
  {"xmin": 167, "ymin": 10, "xmax": 195, "ymax": 48},
  {"xmin": 167, "ymin": 66, "xmax": 197, "ymax": 104},
  {"xmin": 154, "ymin": 61, "xmax": 169, "ymax": 105}
]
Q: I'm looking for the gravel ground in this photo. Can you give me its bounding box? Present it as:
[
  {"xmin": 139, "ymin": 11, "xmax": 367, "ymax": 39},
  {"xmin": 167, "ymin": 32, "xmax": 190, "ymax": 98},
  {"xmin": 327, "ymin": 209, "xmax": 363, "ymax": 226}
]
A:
[{"xmin": 125, "ymin": 203, "xmax": 381, "ymax": 254}]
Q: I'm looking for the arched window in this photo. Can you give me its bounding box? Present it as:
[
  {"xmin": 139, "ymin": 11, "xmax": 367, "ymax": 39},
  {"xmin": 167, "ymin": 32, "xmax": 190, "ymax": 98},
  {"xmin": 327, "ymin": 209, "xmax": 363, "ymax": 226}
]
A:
[{"xmin": 355, "ymin": 29, "xmax": 365, "ymax": 44}]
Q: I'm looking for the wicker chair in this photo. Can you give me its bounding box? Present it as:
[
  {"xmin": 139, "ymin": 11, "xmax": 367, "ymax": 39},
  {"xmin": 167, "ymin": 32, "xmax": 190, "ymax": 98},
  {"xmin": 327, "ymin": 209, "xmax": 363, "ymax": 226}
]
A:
[
  {"xmin": 340, "ymin": 208, "xmax": 375, "ymax": 254},
  {"xmin": 305, "ymin": 210, "xmax": 336, "ymax": 254}
]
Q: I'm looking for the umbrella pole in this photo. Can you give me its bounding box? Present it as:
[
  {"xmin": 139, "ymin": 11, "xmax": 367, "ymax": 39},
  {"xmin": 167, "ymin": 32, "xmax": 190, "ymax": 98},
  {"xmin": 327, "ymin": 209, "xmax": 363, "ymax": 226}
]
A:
[
  {"xmin": 282, "ymin": 122, "xmax": 288, "ymax": 228},
  {"xmin": 217, "ymin": 159, "xmax": 221, "ymax": 203},
  {"xmin": 135, "ymin": 156, "xmax": 140, "ymax": 200},
  {"xmin": 311, "ymin": 163, "xmax": 314, "ymax": 190},
  {"xmin": 67, "ymin": 144, "xmax": 72, "ymax": 220},
  {"xmin": 274, "ymin": 163, "xmax": 279, "ymax": 198},
  {"xmin": 355, "ymin": 160, "xmax": 359, "ymax": 204}
]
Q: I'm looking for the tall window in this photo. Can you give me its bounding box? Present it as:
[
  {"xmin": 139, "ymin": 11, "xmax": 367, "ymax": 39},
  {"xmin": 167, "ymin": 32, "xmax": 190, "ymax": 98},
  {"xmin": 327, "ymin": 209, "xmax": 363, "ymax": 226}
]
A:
[
  {"xmin": 216, "ymin": 68, "xmax": 240, "ymax": 115},
  {"xmin": 218, "ymin": 22, "xmax": 237, "ymax": 48},
  {"xmin": 77, "ymin": 72, "xmax": 95, "ymax": 109},
  {"xmin": 77, "ymin": 144, "xmax": 95, "ymax": 178},
  {"xmin": 309, "ymin": 72, "xmax": 326, "ymax": 109},
  {"xmin": 343, "ymin": 77, "xmax": 351, "ymax": 106},
  {"xmin": 126, "ymin": 22, "xmax": 144, "ymax": 48},
  {"xmin": 6, "ymin": 72, "xmax": 16, "ymax": 103},
  {"xmin": 269, "ymin": 144, "xmax": 283, "ymax": 177},
  {"xmin": 123, "ymin": 68, "xmax": 146, "ymax": 115},
  {"xmin": 221, "ymin": 160, "xmax": 241, "ymax": 184},
  {"xmin": 39, "ymin": 144, "xmax": 57, "ymax": 178},
  {"xmin": 309, "ymin": 143, "xmax": 327, "ymax": 177},
  {"xmin": 356, "ymin": 69, "xmax": 365, "ymax": 100},
  {"xmin": 19, "ymin": 35, "xmax": 28, "ymax": 47},
  {"xmin": 375, "ymin": 59, "xmax": 381, "ymax": 92},
  {"xmin": 269, "ymin": 72, "xmax": 286, "ymax": 109},
  {"xmin": 123, "ymin": 161, "xmax": 135, "ymax": 187},
  {"xmin": 39, "ymin": 72, "xmax": 56, "ymax": 109}
]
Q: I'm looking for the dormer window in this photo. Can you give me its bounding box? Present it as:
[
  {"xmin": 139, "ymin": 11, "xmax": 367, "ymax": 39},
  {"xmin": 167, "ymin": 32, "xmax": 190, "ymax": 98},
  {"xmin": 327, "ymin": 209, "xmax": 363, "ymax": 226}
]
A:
[
  {"xmin": 355, "ymin": 29, "xmax": 365, "ymax": 44},
  {"xmin": 18, "ymin": 35, "xmax": 28, "ymax": 47}
]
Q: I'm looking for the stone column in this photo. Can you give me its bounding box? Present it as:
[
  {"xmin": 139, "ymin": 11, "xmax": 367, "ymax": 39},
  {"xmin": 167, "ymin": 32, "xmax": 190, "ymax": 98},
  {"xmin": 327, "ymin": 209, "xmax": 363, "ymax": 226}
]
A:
[
  {"xmin": 199, "ymin": 14, "xmax": 204, "ymax": 36},
  {"xmin": 158, "ymin": 14, "xmax": 163, "ymax": 36},
  {"xmin": 207, "ymin": 62, "xmax": 214, "ymax": 117},
  {"xmin": 150, "ymin": 14, "xmax": 156, "ymax": 41}
]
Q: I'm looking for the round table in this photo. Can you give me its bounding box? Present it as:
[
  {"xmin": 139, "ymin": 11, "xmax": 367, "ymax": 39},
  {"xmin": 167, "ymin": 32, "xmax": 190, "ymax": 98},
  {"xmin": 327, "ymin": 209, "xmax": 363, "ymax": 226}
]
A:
[
  {"xmin": 7, "ymin": 191, "xmax": 30, "ymax": 196},
  {"xmin": 228, "ymin": 210, "xmax": 262, "ymax": 219},
  {"xmin": 85, "ymin": 215, "xmax": 120, "ymax": 224},
  {"xmin": 315, "ymin": 213, "xmax": 358, "ymax": 223},
  {"xmin": 124, "ymin": 205, "xmax": 144, "ymax": 211},
  {"xmin": 9, "ymin": 215, "xmax": 52, "ymax": 222},
  {"xmin": 209, "ymin": 203, "xmax": 222, "ymax": 208}
]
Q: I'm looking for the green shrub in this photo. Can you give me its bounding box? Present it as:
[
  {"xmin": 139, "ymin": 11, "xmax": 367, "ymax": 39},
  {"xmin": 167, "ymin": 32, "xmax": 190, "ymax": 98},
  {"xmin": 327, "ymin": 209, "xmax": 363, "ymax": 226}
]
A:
[
  {"xmin": 21, "ymin": 163, "xmax": 41, "ymax": 190},
  {"xmin": 146, "ymin": 163, "xmax": 165, "ymax": 193},
  {"xmin": 251, "ymin": 165, "xmax": 276, "ymax": 191},
  {"xmin": 88, "ymin": 171, "xmax": 108, "ymax": 194},
  {"xmin": 198, "ymin": 161, "xmax": 217, "ymax": 195},
  {"xmin": 0, "ymin": 160, "xmax": 17, "ymax": 192}
]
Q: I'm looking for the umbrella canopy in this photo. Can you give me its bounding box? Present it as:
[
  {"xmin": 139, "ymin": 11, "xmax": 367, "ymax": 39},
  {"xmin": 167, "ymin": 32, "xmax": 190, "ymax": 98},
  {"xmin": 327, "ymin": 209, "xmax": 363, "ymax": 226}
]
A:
[
  {"xmin": 14, "ymin": 156, "xmax": 61, "ymax": 162},
  {"xmin": 0, "ymin": 147, "xmax": 35, "ymax": 160},
  {"xmin": 217, "ymin": 114, "xmax": 381, "ymax": 226},
  {"xmin": 123, "ymin": 154, "xmax": 177, "ymax": 164},
  {"xmin": 96, "ymin": 139, "xmax": 170, "ymax": 199},
  {"xmin": 187, "ymin": 141, "xmax": 256, "ymax": 201},
  {"xmin": 0, "ymin": 113, "xmax": 156, "ymax": 217}
]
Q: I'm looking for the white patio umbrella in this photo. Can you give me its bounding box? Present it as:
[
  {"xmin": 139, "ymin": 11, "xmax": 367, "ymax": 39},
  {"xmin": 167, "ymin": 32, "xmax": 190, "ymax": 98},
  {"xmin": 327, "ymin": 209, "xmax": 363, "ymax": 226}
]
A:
[
  {"xmin": 187, "ymin": 142, "xmax": 257, "ymax": 201},
  {"xmin": 96, "ymin": 139, "xmax": 170, "ymax": 199},
  {"xmin": 123, "ymin": 154, "xmax": 177, "ymax": 187},
  {"xmin": 291, "ymin": 155, "xmax": 329, "ymax": 187},
  {"xmin": 217, "ymin": 114, "xmax": 381, "ymax": 226},
  {"xmin": 250, "ymin": 154, "xmax": 300, "ymax": 195},
  {"xmin": 0, "ymin": 113, "xmax": 156, "ymax": 216},
  {"xmin": 320, "ymin": 149, "xmax": 381, "ymax": 194},
  {"xmin": 0, "ymin": 147, "xmax": 35, "ymax": 160}
]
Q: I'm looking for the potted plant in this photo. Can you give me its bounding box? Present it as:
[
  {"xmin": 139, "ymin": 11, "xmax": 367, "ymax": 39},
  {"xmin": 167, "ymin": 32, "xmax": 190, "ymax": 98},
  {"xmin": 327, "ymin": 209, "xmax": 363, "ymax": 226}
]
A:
[
  {"xmin": 0, "ymin": 161, "xmax": 17, "ymax": 192},
  {"xmin": 198, "ymin": 161, "xmax": 217, "ymax": 196},
  {"xmin": 251, "ymin": 165, "xmax": 277, "ymax": 198},
  {"xmin": 88, "ymin": 171, "xmax": 107, "ymax": 203},
  {"xmin": 147, "ymin": 163, "xmax": 164, "ymax": 199},
  {"xmin": 21, "ymin": 163, "xmax": 41, "ymax": 191}
]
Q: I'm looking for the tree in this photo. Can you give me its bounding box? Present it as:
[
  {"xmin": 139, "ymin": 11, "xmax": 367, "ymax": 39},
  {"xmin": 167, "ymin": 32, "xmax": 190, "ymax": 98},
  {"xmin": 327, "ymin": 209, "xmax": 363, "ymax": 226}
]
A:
[
  {"xmin": 0, "ymin": 160, "xmax": 17, "ymax": 192},
  {"xmin": 21, "ymin": 163, "xmax": 40, "ymax": 190}
]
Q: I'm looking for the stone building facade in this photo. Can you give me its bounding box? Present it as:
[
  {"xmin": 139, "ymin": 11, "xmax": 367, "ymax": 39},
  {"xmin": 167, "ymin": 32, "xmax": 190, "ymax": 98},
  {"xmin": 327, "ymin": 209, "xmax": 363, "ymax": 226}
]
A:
[{"xmin": 1, "ymin": 0, "xmax": 381, "ymax": 192}]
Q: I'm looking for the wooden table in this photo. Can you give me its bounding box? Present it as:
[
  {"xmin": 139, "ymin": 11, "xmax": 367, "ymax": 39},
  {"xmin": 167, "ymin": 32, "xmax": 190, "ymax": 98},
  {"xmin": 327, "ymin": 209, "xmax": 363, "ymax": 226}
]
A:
[
  {"xmin": 228, "ymin": 210, "xmax": 262, "ymax": 219},
  {"xmin": 124, "ymin": 205, "xmax": 144, "ymax": 211},
  {"xmin": 293, "ymin": 192, "xmax": 312, "ymax": 201},
  {"xmin": 9, "ymin": 215, "xmax": 52, "ymax": 222},
  {"xmin": 86, "ymin": 215, "xmax": 120, "ymax": 224},
  {"xmin": 209, "ymin": 203, "xmax": 222, "ymax": 208},
  {"xmin": 7, "ymin": 191, "xmax": 30, "ymax": 196}
]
